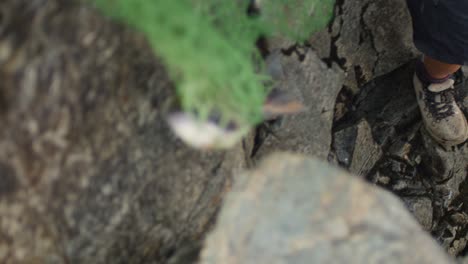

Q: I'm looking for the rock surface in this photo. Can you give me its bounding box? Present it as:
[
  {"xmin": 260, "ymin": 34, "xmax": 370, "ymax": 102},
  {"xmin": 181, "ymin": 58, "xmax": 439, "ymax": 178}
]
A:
[
  {"xmin": 2, "ymin": 0, "xmax": 467, "ymax": 263},
  {"xmin": 330, "ymin": 61, "xmax": 468, "ymax": 254},
  {"xmin": 309, "ymin": 0, "xmax": 418, "ymax": 92},
  {"xmin": 0, "ymin": 1, "xmax": 246, "ymax": 263},
  {"xmin": 253, "ymin": 50, "xmax": 344, "ymax": 162},
  {"xmin": 201, "ymin": 153, "xmax": 453, "ymax": 264},
  {"xmin": 262, "ymin": 0, "xmax": 418, "ymax": 93}
]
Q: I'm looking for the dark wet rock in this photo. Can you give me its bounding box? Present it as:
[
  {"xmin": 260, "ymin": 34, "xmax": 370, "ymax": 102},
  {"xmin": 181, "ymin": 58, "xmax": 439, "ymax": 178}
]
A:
[
  {"xmin": 201, "ymin": 153, "xmax": 454, "ymax": 264},
  {"xmin": 0, "ymin": 1, "xmax": 247, "ymax": 263},
  {"xmin": 332, "ymin": 125, "xmax": 357, "ymax": 167}
]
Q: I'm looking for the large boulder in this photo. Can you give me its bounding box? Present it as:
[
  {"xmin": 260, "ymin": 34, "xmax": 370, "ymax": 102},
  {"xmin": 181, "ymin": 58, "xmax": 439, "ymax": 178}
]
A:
[
  {"xmin": 0, "ymin": 1, "xmax": 247, "ymax": 263},
  {"xmin": 200, "ymin": 153, "xmax": 453, "ymax": 264}
]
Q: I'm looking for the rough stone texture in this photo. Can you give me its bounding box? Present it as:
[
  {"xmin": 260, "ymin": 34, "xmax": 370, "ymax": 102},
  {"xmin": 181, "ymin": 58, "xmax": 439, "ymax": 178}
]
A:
[
  {"xmin": 314, "ymin": 0, "xmax": 418, "ymax": 92},
  {"xmin": 200, "ymin": 153, "xmax": 454, "ymax": 264},
  {"xmin": 265, "ymin": 0, "xmax": 418, "ymax": 93},
  {"xmin": 348, "ymin": 119, "xmax": 382, "ymax": 178},
  {"xmin": 403, "ymin": 197, "xmax": 433, "ymax": 231},
  {"xmin": 0, "ymin": 1, "xmax": 247, "ymax": 263},
  {"xmin": 2, "ymin": 0, "xmax": 465, "ymax": 263},
  {"xmin": 331, "ymin": 61, "xmax": 468, "ymax": 255},
  {"xmin": 252, "ymin": 49, "xmax": 344, "ymax": 162}
]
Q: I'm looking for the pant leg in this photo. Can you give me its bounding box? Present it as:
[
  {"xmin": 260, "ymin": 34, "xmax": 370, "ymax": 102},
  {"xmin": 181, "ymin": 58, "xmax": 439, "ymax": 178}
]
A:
[{"xmin": 407, "ymin": 0, "xmax": 468, "ymax": 65}]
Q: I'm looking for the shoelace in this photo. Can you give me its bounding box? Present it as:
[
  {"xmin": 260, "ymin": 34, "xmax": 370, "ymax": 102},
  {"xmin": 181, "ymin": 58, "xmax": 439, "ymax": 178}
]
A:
[{"xmin": 425, "ymin": 88, "xmax": 456, "ymax": 120}]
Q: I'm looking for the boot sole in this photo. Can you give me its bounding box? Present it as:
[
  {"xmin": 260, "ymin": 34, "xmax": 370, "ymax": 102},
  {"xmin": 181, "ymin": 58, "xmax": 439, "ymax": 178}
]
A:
[
  {"xmin": 423, "ymin": 117, "xmax": 468, "ymax": 147},
  {"xmin": 413, "ymin": 74, "xmax": 468, "ymax": 147}
]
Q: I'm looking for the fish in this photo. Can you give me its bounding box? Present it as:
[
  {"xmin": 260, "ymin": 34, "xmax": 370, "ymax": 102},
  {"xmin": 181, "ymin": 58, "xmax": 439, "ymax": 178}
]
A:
[
  {"xmin": 167, "ymin": 112, "xmax": 249, "ymax": 150},
  {"xmin": 167, "ymin": 89, "xmax": 305, "ymax": 150}
]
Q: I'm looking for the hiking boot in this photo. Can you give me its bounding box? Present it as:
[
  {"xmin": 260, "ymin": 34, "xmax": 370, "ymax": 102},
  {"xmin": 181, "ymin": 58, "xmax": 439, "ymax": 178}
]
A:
[{"xmin": 413, "ymin": 73, "xmax": 468, "ymax": 147}]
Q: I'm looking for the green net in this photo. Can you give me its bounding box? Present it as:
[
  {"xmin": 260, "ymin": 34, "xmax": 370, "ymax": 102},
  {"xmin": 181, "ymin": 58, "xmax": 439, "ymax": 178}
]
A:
[
  {"xmin": 258, "ymin": 0, "xmax": 335, "ymax": 41},
  {"xmin": 93, "ymin": 0, "xmax": 334, "ymax": 127}
]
